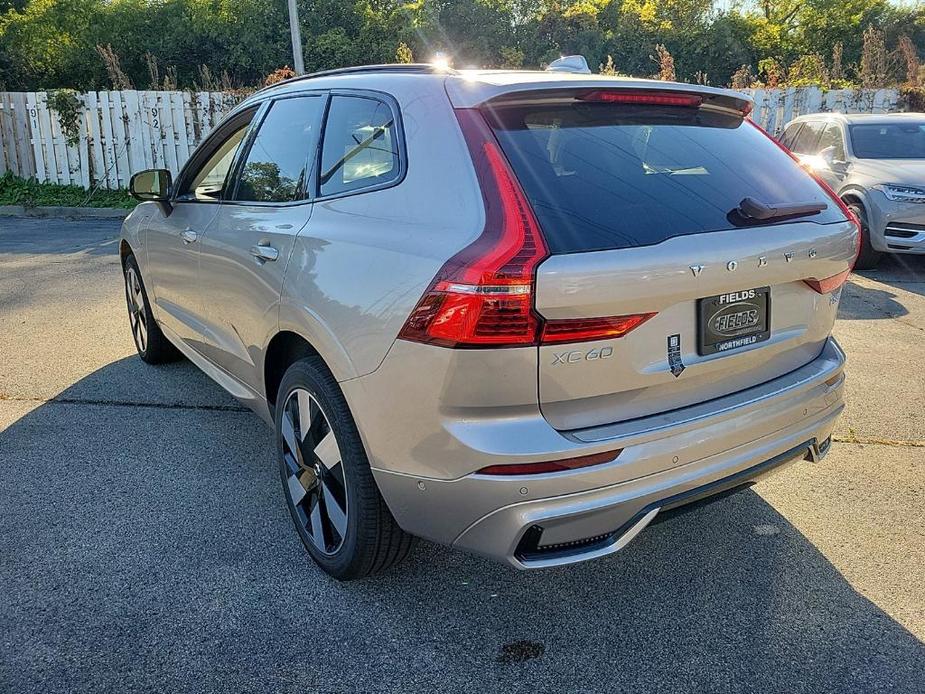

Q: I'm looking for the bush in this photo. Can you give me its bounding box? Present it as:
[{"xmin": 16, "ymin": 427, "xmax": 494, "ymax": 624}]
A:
[
  {"xmin": 900, "ymin": 86, "xmax": 925, "ymax": 112},
  {"xmin": 263, "ymin": 66, "xmax": 297, "ymax": 87},
  {"xmin": 0, "ymin": 173, "xmax": 136, "ymax": 209}
]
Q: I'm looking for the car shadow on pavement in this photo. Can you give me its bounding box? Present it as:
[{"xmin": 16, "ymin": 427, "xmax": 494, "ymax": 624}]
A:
[
  {"xmin": 839, "ymin": 282, "xmax": 910, "ymax": 319},
  {"xmin": 2, "ymin": 357, "xmax": 923, "ymax": 693},
  {"xmin": 855, "ymin": 254, "xmax": 925, "ymax": 297}
]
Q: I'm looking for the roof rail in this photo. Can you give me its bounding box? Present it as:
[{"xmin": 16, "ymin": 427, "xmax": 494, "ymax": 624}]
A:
[{"xmin": 255, "ymin": 63, "xmax": 455, "ymax": 94}]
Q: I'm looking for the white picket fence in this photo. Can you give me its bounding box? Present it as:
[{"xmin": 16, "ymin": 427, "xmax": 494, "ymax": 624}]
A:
[
  {"xmin": 745, "ymin": 87, "xmax": 902, "ymax": 136},
  {"xmin": 0, "ymin": 90, "xmax": 241, "ymax": 190},
  {"xmin": 0, "ymin": 86, "xmax": 908, "ymax": 191}
]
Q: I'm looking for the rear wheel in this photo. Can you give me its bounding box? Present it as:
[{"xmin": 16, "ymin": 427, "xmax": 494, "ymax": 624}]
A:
[
  {"xmin": 846, "ymin": 202, "xmax": 882, "ymax": 271},
  {"xmin": 123, "ymin": 254, "xmax": 180, "ymax": 364},
  {"xmin": 275, "ymin": 357, "xmax": 413, "ymax": 579}
]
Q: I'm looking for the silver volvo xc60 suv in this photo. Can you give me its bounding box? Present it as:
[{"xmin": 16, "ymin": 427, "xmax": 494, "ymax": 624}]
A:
[{"xmin": 121, "ymin": 64, "xmax": 858, "ymax": 579}]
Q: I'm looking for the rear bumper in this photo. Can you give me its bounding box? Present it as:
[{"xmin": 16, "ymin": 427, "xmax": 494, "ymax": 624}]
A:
[
  {"xmin": 460, "ymin": 434, "xmax": 832, "ymax": 569},
  {"xmin": 368, "ymin": 338, "xmax": 846, "ymax": 568}
]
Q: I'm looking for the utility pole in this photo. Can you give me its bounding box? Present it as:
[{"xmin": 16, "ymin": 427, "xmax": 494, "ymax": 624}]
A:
[{"xmin": 287, "ymin": 0, "xmax": 305, "ymax": 75}]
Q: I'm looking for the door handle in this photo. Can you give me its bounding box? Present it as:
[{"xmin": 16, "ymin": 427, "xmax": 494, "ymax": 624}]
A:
[
  {"xmin": 180, "ymin": 229, "xmax": 199, "ymax": 244},
  {"xmin": 250, "ymin": 244, "xmax": 279, "ymax": 262}
]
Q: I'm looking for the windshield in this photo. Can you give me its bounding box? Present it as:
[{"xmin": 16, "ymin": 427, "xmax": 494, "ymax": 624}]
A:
[
  {"xmin": 485, "ymin": 101, "xmax": 844, "ymax": 253},
  {"xmin": 849, "ymin": 123, "xmax": 925, "ymax": 159}
]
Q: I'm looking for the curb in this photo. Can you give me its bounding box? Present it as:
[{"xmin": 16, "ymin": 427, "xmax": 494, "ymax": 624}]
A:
[{"xmin": 0, "ymin": 205, "xmax": 130, "ymax": 220}]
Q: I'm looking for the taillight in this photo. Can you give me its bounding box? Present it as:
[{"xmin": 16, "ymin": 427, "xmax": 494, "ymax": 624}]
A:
[
  {"xmin": 801, "ymin": 175, "xmax": 859, "ymax": 294},
  {"xmin": 476, "ymin": 449, "xmax": 622, "ymax": 476},
  {"xmin": 398, "ymin": 108, "xmax": 656, "ymax": 349},
  {"xmin": 541, "ymin": 314, "xmax": 656, "ymax": 344},
  {"xmin": 748, "ymin": 121, "xmax": 861, "ymax": 294},
  {"xmin": 579, "ymin": 90, "xmax": 702, "ymax": 108},
  {"xmin": 397, "ymin": 109, "xmax": 547, "ymax": 348},
  {"xmin": 804, "ymin": 269, "xmax": 852, "ymax": 295}
]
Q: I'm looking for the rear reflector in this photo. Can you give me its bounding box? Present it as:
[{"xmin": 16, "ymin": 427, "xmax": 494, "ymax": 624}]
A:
[
  {"xmin": 541, "ymin": 313, "xmax": 656, "ymax": 344},
  {"xmin": 476, "ymin": 449, "xmax": 622, "ymax": 476},
  {"xmin": 804, "ymin": 269, "xmax": 852, "ymax": 295},
  {"xmin": 579, "ymin": 90, "xmax": 702, "ymax": 108}
]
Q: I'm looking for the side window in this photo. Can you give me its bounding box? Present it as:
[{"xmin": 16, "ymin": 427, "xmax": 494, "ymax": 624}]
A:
[
  {"xmin": 319, "ymin": 95, "xmax": 400, "ymax": 197},
  {"xmin": 818, "ymin": 123, "xmax": 846, "ymax": 161},
  {"xmin": 790, "ymin": 121, "xmax": 824, "ymax": 154},
  {"xmin": 234, "ymin": 96, "xmax": 325, "ymax": 203},
  {"xmin": 780, "ymin": 123, "xmax": 802, "ymax": 149},
  {"xmin": 180, "ymin": 121, "xmax": 251, "ymax": 201}
]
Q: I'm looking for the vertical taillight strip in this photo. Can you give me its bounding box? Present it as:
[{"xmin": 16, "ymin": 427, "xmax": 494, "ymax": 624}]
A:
[
  {"xmin": 397, "ymin": 107, "xmax": 656, "ymax": 348},
  {"xmin": 396, "ymin": 108, "xmax": 549, "ymax": 348}
]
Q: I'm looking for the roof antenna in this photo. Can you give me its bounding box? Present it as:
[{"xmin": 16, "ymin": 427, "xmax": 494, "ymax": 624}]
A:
[{"xmin": 545, "ymin": 55, "xmax": 591, "ymax": 75}]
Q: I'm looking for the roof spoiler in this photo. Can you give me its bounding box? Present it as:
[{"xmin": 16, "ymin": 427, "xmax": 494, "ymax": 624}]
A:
[
  {"xmin": 482, "ymin": 86, "xmax": 753, "ymax": 117},
  {"xmin": 447, "ymin": 75, "xmax": 753, "ymax": 116}
]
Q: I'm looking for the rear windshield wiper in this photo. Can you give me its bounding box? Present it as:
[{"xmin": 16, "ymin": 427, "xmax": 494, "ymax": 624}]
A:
[{"xmin": 736, "ymin": 197, "xmax": 827, "ymax": 221}]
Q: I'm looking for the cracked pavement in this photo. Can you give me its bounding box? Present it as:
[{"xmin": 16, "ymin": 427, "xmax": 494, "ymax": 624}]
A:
[{"xmin": 1, "ymin": 218, "xmax": 923, "ymax": 693}]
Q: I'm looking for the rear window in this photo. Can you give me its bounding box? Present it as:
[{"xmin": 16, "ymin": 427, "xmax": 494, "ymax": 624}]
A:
[{"xmin": 485, "ymin": 101, "xmax": 844, "ymax": 253}]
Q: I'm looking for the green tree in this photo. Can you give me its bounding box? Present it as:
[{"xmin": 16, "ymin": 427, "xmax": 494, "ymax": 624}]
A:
[{"xmin": 0, "ymin": 0, "xmax": 923, "ymax": 91}]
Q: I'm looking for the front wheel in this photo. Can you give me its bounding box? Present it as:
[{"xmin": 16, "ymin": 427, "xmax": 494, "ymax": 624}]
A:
[
  {"xmin": 123, "ymin": 254, "xmax": 180, "ymax": 364},
  {"xmin": 847, "ymin": 202, "xmax": 882, "ymax": 271},
  {"xmin": 275, "ymin": 357, "xmax": 414, "ymax": 579}
]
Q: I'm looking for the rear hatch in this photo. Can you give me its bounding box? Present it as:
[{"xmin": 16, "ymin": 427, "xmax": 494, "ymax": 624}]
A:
[{"xmin": 483, "ymin": 87, "xmax": 857, "ymax": 431}]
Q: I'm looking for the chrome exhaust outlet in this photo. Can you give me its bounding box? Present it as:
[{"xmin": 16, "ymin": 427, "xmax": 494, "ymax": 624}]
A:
[{"xmin": 806, "ymin": 436, "xmax": 832, "ymax": 463}]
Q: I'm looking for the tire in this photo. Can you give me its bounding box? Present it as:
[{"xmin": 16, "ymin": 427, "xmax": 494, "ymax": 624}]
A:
[
  {"xmin": 123, "ymin": 254, "xmax": 181, "ymax": 364},
  {"xmin": 847, "ymin": 202, "xmax": 882, "ymax": 271},
  {"xmin": 274, "ymin": 357, "xmax": 414, "ymax": 579}
]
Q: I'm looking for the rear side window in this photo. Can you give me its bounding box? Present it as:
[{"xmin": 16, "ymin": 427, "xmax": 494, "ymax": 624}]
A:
[
  {"xmin": 818, "ymin": 123, "xmax": 846, "ymax": 161},
  {"xmin": 234, "ymin": 95, "xmax": 324, "ymax": 203},
  {"xmin": 789, "ymin": 120, "xmax": 824, "ymax": 154},
  {"xmin": 319, "ymin": 96, "xmax": 400, "ymax": 197},
  {"xmin": 779, "ymin": 123, "xmax": 802, "ymax": 149},
  {"xmin": 486, "ymin": 102, "xmax": 844, "ymax": 253}
]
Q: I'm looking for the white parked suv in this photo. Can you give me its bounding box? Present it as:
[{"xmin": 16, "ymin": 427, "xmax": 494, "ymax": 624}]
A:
[{"xmin": 781, "ymin": 112, "xmax": 925, "ymax": 268}]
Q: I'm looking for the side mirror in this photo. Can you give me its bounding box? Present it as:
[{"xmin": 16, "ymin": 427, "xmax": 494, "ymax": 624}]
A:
[
  {"xmin": 130, "ymin": 169, "xmax": 172, "ymax": 201},
  {"xmin": 818, "ymin": 146, "xmax": 836, "ymax": 168}
]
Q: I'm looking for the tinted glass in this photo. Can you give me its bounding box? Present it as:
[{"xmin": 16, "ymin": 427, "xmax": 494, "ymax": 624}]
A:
[
  {"xmin": 790, "ymin": 120, "xmax": 824, "ymax": 154},
  {"xmin": 235, "ymin": 96, "xmax": 324, "ymax": 202},
  {"xmin": 779, "ymin": 123, "xmax": 802, "ymax": 149},
  {"xmin": 183, "ymin": 124, "xmax": 249, "ymax": 200},
  {"xmin": 320, "ymin": 96, "xmax": 399, "ymax": 197},
  {"xmin": 849, "ymin": 122, "xmax": 925, "ymax": 159},
  {"xmin": 818, "ymin": 123, "xmax": 846, "ymax": 161},
  {"xmin": 487, "ymin": 102, "xmax": 844, "ymax": 253}
]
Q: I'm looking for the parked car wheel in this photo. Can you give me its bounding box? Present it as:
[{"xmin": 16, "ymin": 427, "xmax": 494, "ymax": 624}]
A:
[
  {"xmin": 846, "ymin": 202, "xmax": 882, "ymax": 270},
  {"xmin": 275, "ymin": 357, "xmax": 413, "ymax": 579},
  {"xmin": 123, "ymin": 254, "xmax": 180, "ymax": 364}
]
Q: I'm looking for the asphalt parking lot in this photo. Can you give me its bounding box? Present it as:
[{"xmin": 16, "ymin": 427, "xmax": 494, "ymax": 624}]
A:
[{"xmin": 1, "ymin": 217, "xmax": 923, "ymax": 693}]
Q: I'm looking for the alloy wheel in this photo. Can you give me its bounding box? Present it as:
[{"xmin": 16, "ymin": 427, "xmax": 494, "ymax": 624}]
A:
[
  {"xmin": 125, "ymin": 267, "xmax": 148, "ymax": 353},
  {"xmin": 280, "ymin": 388, "xmax": 349, "ymax": 555}
]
